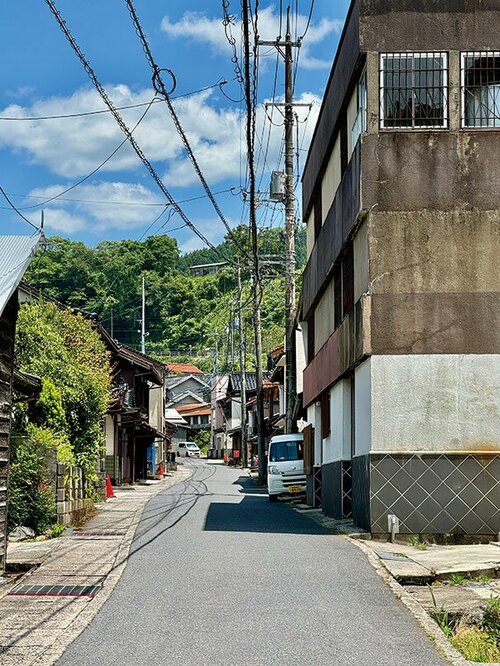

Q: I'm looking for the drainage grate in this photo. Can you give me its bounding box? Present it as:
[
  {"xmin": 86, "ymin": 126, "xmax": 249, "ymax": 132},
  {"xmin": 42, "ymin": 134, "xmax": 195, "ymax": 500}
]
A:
[
  {"xmin": 8, "ymin": 583, "xmax": 101, "ymax": 597},
  {"xmin": 374, "ymin": 550, "xmax": 409, "ymax": 562},
  {"xmin": 73, "ymin": 530, "xmax": 125, "ymax": 538}
]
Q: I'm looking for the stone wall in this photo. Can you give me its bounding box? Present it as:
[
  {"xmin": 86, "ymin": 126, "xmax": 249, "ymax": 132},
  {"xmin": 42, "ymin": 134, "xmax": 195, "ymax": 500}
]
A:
[{"xmin": 55, "ymin": 463, "xmax": 103, "ymax": 526}]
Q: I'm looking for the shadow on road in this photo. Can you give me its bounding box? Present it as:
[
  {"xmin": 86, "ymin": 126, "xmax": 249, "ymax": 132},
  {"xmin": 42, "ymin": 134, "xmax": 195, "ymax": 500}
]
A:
[{"xmin": 204, "ymin": 475, "xmax": 327, "ymax": 535}]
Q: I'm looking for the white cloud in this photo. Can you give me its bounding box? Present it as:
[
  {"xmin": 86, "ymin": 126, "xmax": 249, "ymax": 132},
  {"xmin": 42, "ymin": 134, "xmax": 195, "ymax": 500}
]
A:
[
  {"xmin": 30, "ymin": 181, "xmax": 165, "ymax": 233},
  {"xmin": 161, "ymin": 6, "xmax": 342, "ymax": 70},
  {"xmin": 0, "ymin": 86, "xmax": 243, "ymax": 187}
]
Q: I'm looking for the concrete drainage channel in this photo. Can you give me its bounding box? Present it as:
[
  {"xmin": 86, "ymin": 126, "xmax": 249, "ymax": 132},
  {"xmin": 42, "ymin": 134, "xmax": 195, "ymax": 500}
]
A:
[{"xmin": 290, "ymin": 504, "xmax": 500, "ymax": 664}]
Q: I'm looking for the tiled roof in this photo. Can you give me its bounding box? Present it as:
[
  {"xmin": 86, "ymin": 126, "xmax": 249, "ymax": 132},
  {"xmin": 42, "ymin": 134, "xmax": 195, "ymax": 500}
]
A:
[
  {"xmin": 229, "ymin": 372, "xmax": 257, "ymax": 392},
  {"xmin": 0, "ymin": 235, "xmax": 41, "ymax": 317},
  {"xmin": 166, "ymin": 362, "xmax": 203, "ymax": 374},
  {"xmin": 176, "ymin": 402, "xmax": 211, "ymax": 416}
]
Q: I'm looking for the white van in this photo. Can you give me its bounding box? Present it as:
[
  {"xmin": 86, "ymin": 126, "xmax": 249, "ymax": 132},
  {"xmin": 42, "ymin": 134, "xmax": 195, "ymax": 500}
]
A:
[
  {"xmin": 175, "ymin": 441, "xmax": 200, "ymax": 458},
  {"xmin": 267, "ymin": 433, "xmax": 306, "ymax": 502}
]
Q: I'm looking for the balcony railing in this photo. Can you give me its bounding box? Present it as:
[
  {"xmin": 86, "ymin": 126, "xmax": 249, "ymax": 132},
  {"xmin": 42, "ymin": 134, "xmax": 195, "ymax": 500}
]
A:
[{"xmin": 302, "ymin": 141, "xmax": 361, "ymax": 319}]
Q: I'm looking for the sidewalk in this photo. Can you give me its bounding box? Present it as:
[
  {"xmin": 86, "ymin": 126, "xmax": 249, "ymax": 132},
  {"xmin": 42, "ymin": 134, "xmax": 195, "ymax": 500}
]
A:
[{"xmin": 0, "ymin": 468, "xmax": 190, "ymax": 666}]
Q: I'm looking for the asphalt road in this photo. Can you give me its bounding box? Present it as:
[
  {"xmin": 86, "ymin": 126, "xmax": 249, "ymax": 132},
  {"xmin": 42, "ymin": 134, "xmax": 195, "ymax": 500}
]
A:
[{"xmin": 58, "ymin": 460, "xmax": 446, "ymax": 666}]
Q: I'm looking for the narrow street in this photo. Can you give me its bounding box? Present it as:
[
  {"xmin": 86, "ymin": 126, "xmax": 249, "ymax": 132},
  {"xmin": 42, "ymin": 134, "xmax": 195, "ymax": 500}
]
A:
[{"xmin": 58, "ymin": 461, "xmax": 446, "ymax": 666}]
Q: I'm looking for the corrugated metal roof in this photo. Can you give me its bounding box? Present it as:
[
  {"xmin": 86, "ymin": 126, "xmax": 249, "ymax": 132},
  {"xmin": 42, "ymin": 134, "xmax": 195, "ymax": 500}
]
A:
[
  {"xmin": 0, "ymin": 234, "xmax": 41, "ymax": 317},
  {"xmin": 165, "ymin": 408, "xmax": 188, "ymax": 426}
]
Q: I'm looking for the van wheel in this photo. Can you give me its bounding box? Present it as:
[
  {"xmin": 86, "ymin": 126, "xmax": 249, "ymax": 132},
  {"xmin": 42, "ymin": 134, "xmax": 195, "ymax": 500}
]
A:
[
  {"xmin": 186, "ymin": 452, "xmax": 189, "ymax": 458},
  {"xmin": 268, "ymin": 494, "xmax": 278, "ymax": 502}
]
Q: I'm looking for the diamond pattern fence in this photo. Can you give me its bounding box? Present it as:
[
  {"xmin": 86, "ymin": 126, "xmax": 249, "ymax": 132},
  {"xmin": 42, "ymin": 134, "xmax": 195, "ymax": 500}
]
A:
[{"xmin": 370, "ymin": 453, "xmax": 499, "ymax": 535}]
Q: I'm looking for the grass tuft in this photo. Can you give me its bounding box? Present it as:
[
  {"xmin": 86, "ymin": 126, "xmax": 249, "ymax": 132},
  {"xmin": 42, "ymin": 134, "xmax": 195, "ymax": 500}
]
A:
[{"xmin": 451, "ymin": 626, "xmax": 500, "ymax": 663}]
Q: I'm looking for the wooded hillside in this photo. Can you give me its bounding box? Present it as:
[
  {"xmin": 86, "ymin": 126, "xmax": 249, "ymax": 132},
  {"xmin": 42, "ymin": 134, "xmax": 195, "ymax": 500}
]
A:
[{"xmin": 26, "ymin": 225, "xmax": 306, "ymax": 370}]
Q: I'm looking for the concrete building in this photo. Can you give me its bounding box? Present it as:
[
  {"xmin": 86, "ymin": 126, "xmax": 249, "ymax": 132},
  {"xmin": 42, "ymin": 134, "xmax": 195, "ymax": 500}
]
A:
[{"xmin": 300, "ymin": 0, "xmax": 499, "ymax": 535}]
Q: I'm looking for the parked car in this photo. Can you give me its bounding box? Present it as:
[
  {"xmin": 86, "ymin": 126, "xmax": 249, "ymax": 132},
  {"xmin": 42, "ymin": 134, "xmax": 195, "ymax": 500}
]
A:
[
  {"xmin": 176, "ymin": 441, "xmax": 201, "ymax": 458},
  {"xmin": 267, "ymin": 433, "xmax": 305, "ymax": 502}
]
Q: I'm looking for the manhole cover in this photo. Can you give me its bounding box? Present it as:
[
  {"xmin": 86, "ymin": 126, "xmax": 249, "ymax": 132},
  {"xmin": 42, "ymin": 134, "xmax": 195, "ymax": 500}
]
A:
[{"xmin": 8, "ymin": 584, "xmax": 101, "ymax": 597}]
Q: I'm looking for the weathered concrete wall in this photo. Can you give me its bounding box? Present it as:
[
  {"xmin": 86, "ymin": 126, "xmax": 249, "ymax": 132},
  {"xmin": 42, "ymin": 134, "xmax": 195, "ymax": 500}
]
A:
[
  {"xmin": 360, "ymin": 0, "xmax": 499, "ymax": 53},
  {"xmin": 368, "ymin": 211, "xmax": 500, "ymax": 295},
  {"xmin": 365, "ymin": 209, "xmax": 500, "ymax": 355},
  {"xmin": 370, "ymin": 355, "xmax": 500, "ymax": 453},
  {"xmin": 362, "ymin": 132, "xmax": 500, "ymax": 213}
]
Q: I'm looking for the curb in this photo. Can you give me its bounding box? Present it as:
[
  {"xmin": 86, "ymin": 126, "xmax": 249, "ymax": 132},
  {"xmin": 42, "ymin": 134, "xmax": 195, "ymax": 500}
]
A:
[
  {"xmin": 347, "ymin": 536, "xmax": 500, "ymax": 666},
  {"xmin": 30, "ymin": 468, "xmax": 192, "ymax": 665}
]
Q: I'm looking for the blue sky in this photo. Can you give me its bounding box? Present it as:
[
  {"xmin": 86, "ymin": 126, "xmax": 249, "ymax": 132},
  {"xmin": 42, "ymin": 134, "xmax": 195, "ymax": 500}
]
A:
[{"xmin": 0, "ymin": 0, "xmax": 350, "ymax": 252}]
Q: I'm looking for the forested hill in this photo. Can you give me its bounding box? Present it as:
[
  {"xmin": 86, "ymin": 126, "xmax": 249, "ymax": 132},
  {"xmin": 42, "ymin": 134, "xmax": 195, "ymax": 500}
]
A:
[{"xmin": 26, "ymin": 225, "xmax": 306, "ymax": 370}]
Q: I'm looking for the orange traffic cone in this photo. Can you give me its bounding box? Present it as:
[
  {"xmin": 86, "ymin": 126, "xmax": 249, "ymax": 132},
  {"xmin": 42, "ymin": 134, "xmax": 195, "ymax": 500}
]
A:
[{"xmin": 106, "ymin": 474, "xmax": 115, "ymax": 498}]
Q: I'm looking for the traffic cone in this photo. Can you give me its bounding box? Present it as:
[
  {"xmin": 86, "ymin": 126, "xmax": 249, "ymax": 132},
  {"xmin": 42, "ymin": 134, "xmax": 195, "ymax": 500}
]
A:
[{"xmin": 106, "ymin": 474, "xmax": 115, "ymax": 499}]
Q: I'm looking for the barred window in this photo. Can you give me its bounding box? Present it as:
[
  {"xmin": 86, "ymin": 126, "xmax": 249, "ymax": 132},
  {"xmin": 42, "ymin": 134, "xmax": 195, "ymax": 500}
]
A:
[
  {"xmin": 462, "ymin": 52, "xmax": 500, "ymax": 127},
  {"xmin": 380, "ymin": 52, "xmax": 448, "ymax": 129}
]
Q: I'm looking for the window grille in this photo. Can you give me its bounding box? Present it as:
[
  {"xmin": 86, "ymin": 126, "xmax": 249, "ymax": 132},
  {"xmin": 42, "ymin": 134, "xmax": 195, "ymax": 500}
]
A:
[
  {"xmin": 461, "ymin": 52, "xmax": 500, "ymax": 127},
  {"xmin": 380, "ymin": 52, "xmax": 448, "ymax": 129}
]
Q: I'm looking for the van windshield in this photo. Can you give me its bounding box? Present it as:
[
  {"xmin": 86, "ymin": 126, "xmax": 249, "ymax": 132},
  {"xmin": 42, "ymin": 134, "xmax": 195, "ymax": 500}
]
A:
[{"xmin": 269, "ymin": 441, "xmax": 303, "ymax": 462}]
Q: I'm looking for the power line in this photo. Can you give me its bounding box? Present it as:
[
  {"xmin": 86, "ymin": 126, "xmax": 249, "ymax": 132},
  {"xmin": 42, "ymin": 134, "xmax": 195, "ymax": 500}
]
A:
[
  {"xmin": 0, "ymin": 185, "xmax": 40, "ymax": 231},
  {"xmin": 2, "ymin": 187, "xmax": 239, "ymax": 210},
  {"xmin": 124, "ymin": 0, "xmax": 251, "ymax": 263},
  {"xmin": 43, "ymin": 0, "xmax": 233, "ymax": 264},
  {"xmin": 16, "ymin": 95, "xmax": 158, "ymax": 211},
  {"xmin": 0, "ymin": 80, "xmax": 231, "ymax": 121},
  {"xmin": 300, "ymin": 0, "xmax": 315, "ymax": 40}
]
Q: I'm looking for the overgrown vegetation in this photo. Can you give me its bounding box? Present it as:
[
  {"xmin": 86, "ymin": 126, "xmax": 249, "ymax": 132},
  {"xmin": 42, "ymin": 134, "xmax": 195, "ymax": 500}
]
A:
[
  {"xmin": 406, "ymin": 535, "xmax": 428, "ymax": 550},
  {"xmin": 9, "ymin": 301, "xmax": 111, "ymax": 534},
  {"xmin": 25, "ymin": 226, "xmax": 307, "ymax": 367},
  {"xmin": 192, "ymin": 429, "xmax": 211, "ymax": 456},
  {"xmin": 451, "ymin": 626, "xmax": 500, "ymax": 662},
  {"xmin": 429, "ymin": 585, "xmax": 500, "ymax": 662}
]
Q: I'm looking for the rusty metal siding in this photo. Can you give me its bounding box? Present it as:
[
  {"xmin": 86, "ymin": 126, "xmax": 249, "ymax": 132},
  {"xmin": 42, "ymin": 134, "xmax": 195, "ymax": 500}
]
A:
[
  {"xmin": 302, "ymin": 0, "xmax": 361, "ymax": 219},
  {"xmin": 302, "ymin": 142, "xmax": 362, "ymax": 320}
]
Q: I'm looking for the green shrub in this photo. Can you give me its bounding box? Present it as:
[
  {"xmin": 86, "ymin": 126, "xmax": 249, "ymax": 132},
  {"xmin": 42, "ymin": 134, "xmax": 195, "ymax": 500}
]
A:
[
  {"xmin": 8, "ymin": 429, "xmax": 56, "ymax": 534},
  {"xmin": 451, "ymin": 626, "xmax": 500, "ymax": 662}
]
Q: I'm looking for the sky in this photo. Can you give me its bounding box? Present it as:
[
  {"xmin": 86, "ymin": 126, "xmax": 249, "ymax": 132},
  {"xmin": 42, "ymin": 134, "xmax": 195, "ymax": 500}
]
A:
[{"xmin": 0, "ymin": 0, "xmax": 350, "ymax": 253}]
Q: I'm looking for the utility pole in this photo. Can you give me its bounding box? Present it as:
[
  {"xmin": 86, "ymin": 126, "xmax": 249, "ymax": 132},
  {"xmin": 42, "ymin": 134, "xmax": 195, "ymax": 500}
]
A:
[
  {"xmin": 141, "ymin": 275, "xmax": 146, "ymax": 354},
  {"xmin": 237, "ymin": 266, "xmax": 248, "ymax": 468},
  {"xmin": 242, "ymin": 0, "xmax": 266, "ymax": 482},
  {"xmin": 284, "ymin": 9, "xmax": 297, "ymax": 434},
  {"xmin": 259, "ymin": 8, "xmax": 300, "ymax": 434},
  {"xmin": 230, "ymin": 303, "xmax": 235, "ymax": 370},
  {"xmin": 110, "ymin": 308, "xmax": 114, "ymax": 339}
]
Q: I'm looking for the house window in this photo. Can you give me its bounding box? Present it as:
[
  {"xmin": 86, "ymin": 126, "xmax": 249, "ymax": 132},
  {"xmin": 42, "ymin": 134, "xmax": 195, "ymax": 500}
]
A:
[
  {"xmin": 380, "ymin": 52, "xmax": 448, "ymax": 129},
  {"xmin": 352, "ymin": 69, "xmax": 367, "ymax": 147},
  {"xmin": 462, "ymin": 52, "xmax": 500, "ymax": 127}
]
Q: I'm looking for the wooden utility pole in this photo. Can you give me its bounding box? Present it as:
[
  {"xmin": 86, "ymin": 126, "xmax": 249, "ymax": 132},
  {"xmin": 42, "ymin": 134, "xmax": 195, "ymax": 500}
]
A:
[
  {"xmin": 141, "ymin": 275, "xmax": 146, "ymax": 354},
  {"xmin": 259, "ymin": 9, "xmax": 300, "ymax": 434},
  {"xmin": 237, "ymin": 266, "xmax": 248, "ymax": 467},
  {"xmin": 284, "ymin": 9, "xmax": 297, "ymax": 434},
  {"xmin": 242, "ymin": 0, "xmax": 266, "ymax": 482}
]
